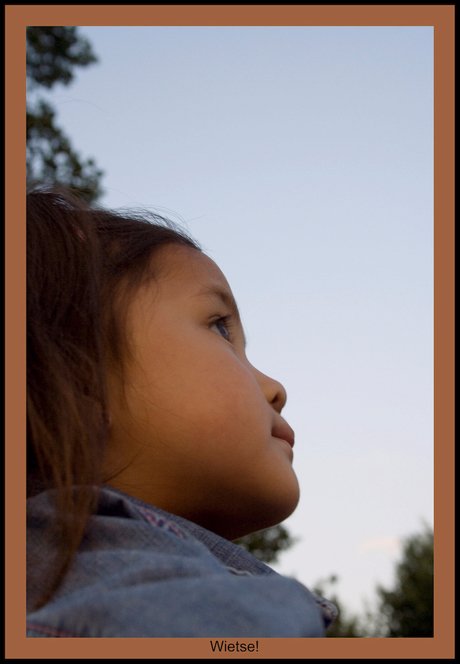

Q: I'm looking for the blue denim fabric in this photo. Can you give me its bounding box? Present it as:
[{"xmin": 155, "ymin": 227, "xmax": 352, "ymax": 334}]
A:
[{"xmin": 27, "ymin": 486, "xmax": 337, "ymax": 637}]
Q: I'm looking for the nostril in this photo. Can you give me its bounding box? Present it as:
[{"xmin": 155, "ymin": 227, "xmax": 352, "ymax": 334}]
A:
[
  {"xmin": 252, "ymin": 365, "xmax": 287, "ymax": 412},
  {"xmin": 271, "ymin": 382, "xmax": 287, "ymax": 413}
]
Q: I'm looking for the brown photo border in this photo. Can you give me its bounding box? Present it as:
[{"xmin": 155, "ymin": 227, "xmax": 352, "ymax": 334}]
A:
[{"xmin": 5, "ymin": 4, "xmax": 454, "ymax": 659}]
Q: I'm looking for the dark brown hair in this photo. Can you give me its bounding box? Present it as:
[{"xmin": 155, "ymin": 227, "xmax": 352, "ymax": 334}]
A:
[{"xmin": 27, "ymin": 187, "xmax": 200, "ymax": 608}]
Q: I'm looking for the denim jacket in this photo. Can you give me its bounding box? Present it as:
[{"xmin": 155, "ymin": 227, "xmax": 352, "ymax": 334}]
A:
[{"xmin": 27, "ymin": 486, "xmax": 337, "ymax": 637}]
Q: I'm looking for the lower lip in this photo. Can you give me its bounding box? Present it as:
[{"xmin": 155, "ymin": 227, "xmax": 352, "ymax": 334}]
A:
[{"xmin": 274, "ymin": 437, "xmax": 294, "ymax": 458}]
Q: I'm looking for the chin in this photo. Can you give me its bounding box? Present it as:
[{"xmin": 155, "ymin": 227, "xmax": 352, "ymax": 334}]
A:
[{"xmin": 221, "ymin": 487, "xmax": 301, "ymax": 542}]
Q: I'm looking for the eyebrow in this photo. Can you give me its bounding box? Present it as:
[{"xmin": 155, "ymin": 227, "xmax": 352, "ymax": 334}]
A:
[{"xmin": 198, "ymin": 286, "xmax": 247, "ymax": 348}]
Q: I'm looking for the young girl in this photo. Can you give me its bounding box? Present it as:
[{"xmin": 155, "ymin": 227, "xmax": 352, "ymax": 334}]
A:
[{"xmin": 26, "ymin": 187, "xmax": 337, "ymax": 637}]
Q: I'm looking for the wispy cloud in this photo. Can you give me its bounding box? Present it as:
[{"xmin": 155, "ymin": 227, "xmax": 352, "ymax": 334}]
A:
[{"xmin": 356, "ymin": 536, "xmax": 401, "ymax": 555}]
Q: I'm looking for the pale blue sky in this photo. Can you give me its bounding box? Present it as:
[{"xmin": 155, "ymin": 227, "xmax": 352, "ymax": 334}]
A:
[{"xmin": 31, "ymin": 25, "xmax": 433, "ymax": 615}]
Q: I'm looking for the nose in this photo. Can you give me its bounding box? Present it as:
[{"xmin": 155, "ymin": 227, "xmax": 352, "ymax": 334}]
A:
[{"xmin": 252, "ymin": 366, "xmax": 287, "ymax": 413}]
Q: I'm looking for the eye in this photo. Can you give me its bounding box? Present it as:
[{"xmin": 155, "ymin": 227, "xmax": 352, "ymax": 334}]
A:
[{"xmin": 210, "ymin": 317, "xmax": 231, "ymax": 342}]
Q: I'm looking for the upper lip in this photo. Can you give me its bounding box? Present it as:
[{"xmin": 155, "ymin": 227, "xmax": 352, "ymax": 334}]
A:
[{"xmin": 272, "ymin": 420, "xmax": 295, "ymax": 448}]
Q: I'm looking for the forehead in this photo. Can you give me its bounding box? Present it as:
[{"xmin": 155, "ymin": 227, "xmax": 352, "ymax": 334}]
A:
[
  {"xmin": 148, "ymin": 245, "xmax": 243, "ymax": 336},
  {"xmin": 153, "ymin": 244, "xmax": 231, "ymax": 294}
]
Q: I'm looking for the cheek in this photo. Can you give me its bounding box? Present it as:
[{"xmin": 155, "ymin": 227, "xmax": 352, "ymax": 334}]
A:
[
  {"xmin": 131, "ymin": 341, "xmax": 269, "ymax": 446},
  {"xmin": 188, "ymin": 365, "xmax": 270, "ymax": 453}
]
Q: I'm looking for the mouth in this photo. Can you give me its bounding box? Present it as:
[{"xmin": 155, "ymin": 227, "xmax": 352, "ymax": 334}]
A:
[{"xmin": 272, "ymin": 421, "xmax": 295, "ymax": 448}]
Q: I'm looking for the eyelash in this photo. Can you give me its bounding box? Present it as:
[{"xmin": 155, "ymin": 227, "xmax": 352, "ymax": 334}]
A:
[{"xmin": 210, "ymin": 315, "xmax": 233, "ymax": 342}]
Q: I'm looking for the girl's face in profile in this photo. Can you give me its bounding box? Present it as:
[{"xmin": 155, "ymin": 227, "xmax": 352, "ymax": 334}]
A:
[{"xmin": 105, "ymin": 244, "xmax": 300, "ymax": 540}]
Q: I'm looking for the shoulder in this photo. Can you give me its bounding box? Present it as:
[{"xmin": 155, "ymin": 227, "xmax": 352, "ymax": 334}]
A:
[{"xmin": 27, "ymin": 487, "xmax": 330, "ymax": 637}]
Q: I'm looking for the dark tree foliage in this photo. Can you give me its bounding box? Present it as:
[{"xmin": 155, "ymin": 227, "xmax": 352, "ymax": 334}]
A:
[
  {"xmin": 376, "ymin": 525, "xmax": 433, "ymax": 637},
  {"xmin": 27, "ymin": 27, "xmax": 97, "ymax": 89},
  {"xmin": 310, "ymin": 525, "xmax": 434, "ymax": 638},
  {"xmin": 234, "ymin": 524, "xmax": 296, "ymax": 564},
  {"xmin": 26, "ymin": 27, "xmax": 103, "ymax": 203}
]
